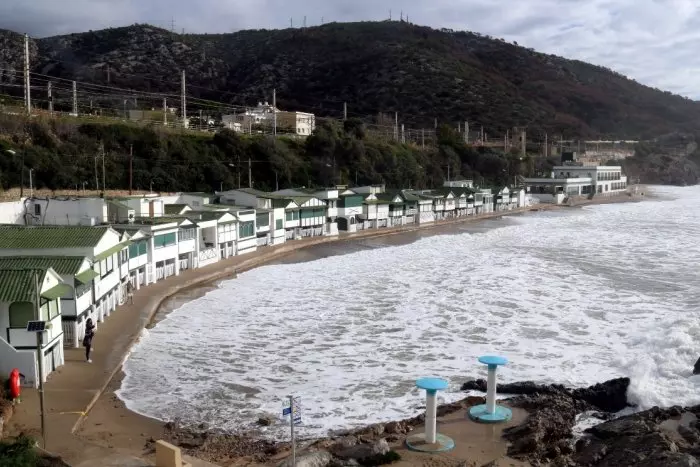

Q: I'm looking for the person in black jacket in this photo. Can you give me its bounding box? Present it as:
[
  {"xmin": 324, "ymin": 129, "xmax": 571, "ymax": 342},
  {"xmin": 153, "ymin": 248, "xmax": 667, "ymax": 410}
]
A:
[{"xmin": 83, "ymin": 318, "xmax": 95, "ymax": 363}]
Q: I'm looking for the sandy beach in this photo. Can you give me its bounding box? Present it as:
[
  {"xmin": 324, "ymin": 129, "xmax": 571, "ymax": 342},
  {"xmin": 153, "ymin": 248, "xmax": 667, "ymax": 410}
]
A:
[{"xmin": 3, "ymin": 192, "xmax": 646, "ymax": 466}]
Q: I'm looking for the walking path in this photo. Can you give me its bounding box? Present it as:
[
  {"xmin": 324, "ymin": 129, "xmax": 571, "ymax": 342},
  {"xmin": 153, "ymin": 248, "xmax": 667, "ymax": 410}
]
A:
[{"xmin": 3, "ymin": 202, "xmax": 616, "ymax": 464}]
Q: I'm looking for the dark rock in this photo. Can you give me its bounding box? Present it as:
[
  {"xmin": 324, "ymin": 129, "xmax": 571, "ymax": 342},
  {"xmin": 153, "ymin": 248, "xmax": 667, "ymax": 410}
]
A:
[
  {"xmin": 383, "ymin": 421, "xmax": 406, "ymax": 434},
  {"xmin": 571, "ymin": 377, "xmax": 631, "ymax": 412},
  {"xmin": 334, "ymin": 439, "xmax": 390, "ymax": 461},
  {"xmin": 694, "ymin": 357, "xmax": 700, "ymax": 375},
  {"xmin": 678, "ymin": 425, "xmax": 700, "ymax": 444},
  {"xmin": 574, "ymin": 441, "xmax": 608, "ymax": 465},
  {"xmin": 257, "ymin": 415, "xmax": 276, "ymax": 426}
]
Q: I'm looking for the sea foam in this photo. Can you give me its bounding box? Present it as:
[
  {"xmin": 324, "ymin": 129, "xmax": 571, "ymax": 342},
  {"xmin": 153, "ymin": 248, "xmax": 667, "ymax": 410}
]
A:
[{"xmin": 118, "ymin": 185, "xmax": 700, "ymax": 438}]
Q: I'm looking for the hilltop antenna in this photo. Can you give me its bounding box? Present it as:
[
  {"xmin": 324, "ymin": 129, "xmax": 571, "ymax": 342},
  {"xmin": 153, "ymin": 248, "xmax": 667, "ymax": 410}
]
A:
[
  {"xmin": 389, "ymin": 9, "xmax": 392, "ymax": 20},
  {"xmin": 170, "ymin": 17, "xmax": 175, "ymax": 33},
  {"xmin": 290, "ymin": 18, "xmax": 293, "ymax": 28},
  {"xmin": 401, "ymin": 10, "xmax": 403, "ymax": 21},
  {"xmin": 321, "ymin": 16, "xmax": 324, "ymax": 25},
  {"xmin": 303, "ymin": 16, "xmax": 306, "ymax": 28}
]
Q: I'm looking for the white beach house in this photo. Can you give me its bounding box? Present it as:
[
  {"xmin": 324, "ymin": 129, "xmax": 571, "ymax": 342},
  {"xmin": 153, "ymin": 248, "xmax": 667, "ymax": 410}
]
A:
[
  {"xmin": 0, "ymin": 225, "xmax": 125, "ymax": 324},
  {"xmin": 273, "ymin": 188, "xmax": 339, "ymax": 236},
  {"xmin": 0, "ymin": 257, "xmax": 95, "ymax": 348},
  {"xmin": 218, "ymin": 188, "xmax": 286, "ymax": 246},
  {"xmin": 336, "ymin": 190, "xmax": 365, "ymax": 232},
  {"xmin": 0, "ymin": 266, "xmax": 70, "ymax": 386}
]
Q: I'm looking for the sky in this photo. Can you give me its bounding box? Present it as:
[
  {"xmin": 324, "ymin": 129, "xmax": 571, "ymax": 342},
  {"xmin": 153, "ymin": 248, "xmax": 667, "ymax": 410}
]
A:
[{"xmin": 1, "ymin": 0, "xmax": 698, "ymax": 99}]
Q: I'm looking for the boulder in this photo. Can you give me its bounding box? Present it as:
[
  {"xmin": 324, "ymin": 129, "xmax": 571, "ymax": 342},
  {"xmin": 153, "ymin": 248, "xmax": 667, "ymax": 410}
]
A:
[
  {"xmin": 257, "ymin": 415, "xmax": 276, "ymax": 426},
  {"xmin": 277, "ymin": 451, "xmax": 333, "ymax": 467},
  {"xmin": 334, "ymin": 438, "xmax": 390, "ymax": 461},
  {"xmin": 694, "ymin": 357, "xmax": 700, "ymax": 375},
  {"xmin": 572, "ymin": 378, "xmax": 631, "ymax": 412}
]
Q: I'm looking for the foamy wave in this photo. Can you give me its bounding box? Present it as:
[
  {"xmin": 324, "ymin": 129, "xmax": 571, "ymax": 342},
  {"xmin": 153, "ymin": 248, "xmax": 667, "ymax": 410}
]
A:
[{"xmin": 119, "ymin": 186, "xmax": 700, "ymax": 438}]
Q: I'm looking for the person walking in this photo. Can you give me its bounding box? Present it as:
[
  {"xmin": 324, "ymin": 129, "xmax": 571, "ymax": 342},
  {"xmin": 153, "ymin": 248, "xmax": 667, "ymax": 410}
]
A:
[
  {"xmin": 83, "ymin": 318, "xmax": 95, "ymax": 363},
  {"xmin": 126, "ymin": 280, "xmax": 134, "ymax": 304}
]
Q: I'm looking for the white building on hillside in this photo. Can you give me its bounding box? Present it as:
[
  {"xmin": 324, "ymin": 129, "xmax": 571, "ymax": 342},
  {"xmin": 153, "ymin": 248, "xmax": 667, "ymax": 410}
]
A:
[{"xmin": 523, "ymin": 165, "xmax": 627, "ymax": 204}]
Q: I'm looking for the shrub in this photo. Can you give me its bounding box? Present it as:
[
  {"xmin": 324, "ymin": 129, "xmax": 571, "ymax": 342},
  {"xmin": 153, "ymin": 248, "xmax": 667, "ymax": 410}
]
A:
[{"xmin": 0, "ymin": 435, "xmax": 38, "ymax": 467}]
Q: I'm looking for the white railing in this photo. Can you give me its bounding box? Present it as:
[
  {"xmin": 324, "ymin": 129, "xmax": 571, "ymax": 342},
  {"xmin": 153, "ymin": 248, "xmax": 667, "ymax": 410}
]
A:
[
  {"xmin": 156, "ymin": 267, "xmax": 165, "ymax": 281},
  {"xmin": 62, "ymin": 321, "xmax": 76, "ymax": 348},
  {"xmin": 257, "ymin": 236, "xmax": 269, "ymax": 247},
  {"xmin": 180, "ymin": 259, "xmax": 189, "ymax": 271},
  {"xmin": 164, "ymin": 263, "xmax": 176, "ymax": 278},
  {"xmin": 198, "ymin": 248, "xmax": 217, "ymax": 261}
]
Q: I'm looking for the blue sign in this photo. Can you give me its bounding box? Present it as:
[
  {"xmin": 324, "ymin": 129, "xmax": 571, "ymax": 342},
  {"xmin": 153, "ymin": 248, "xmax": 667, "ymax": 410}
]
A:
[{"xmin": 282, "ymin": 407, "xmax": 291, "ymax": 416}]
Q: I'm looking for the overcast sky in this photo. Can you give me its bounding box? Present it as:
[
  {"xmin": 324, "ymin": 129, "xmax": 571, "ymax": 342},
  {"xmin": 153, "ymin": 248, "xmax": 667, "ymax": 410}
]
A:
[{"xmin": 1, "ymin": 0, "xmax": 698, "ymax": 99}]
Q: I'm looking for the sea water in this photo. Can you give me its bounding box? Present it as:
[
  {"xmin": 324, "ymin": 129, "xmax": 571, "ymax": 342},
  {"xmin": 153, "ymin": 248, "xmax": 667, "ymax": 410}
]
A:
[{"xmin": 118, "ymin": 186, "xmax": 700, "ymax": 438}]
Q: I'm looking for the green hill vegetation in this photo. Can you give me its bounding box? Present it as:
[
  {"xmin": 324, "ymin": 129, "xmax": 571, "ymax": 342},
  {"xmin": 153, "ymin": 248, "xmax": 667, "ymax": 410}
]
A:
[
  {"xmin": 0, "ymin": 115, "xmax": 542, "ymax": 193},
  {"xmin": 1, "ymin": 21, "xmax": 699, "ymax": 138}
]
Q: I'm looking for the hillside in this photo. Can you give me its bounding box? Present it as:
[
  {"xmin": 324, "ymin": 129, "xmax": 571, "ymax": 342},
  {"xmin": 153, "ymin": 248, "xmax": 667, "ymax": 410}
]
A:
[{"xmin": 1, "ymin": 21, "xmax": 699, "ymax": 138}]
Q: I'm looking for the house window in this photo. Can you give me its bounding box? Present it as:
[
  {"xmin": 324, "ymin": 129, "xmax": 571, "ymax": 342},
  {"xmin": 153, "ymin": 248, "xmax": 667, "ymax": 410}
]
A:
[
  {"xmin": 178, "ymin": 228, "xmax": 196, "ymax": 241},
  {"xmin": 256, "ymin": 213, "xmax": 270, "ymax": 227},
  {"xmin": 9, "ymin": 301, "xmax": 34, "ymax": 328},
  {"xmin": 154, "ymin": 232, "xmax": 177, "ymax": 248},
  {"xmin": 34, "ymin": 204, "xmax": 41, "ymax": 215},
  {"xmin": 239, "ymin": 221, "xmax": 254, "ymax": 238},
  {"xmin": 120, "ymin": 249, "xmax": 128, "ymax": 263},
  {"xmin": 75, "ymin": 280, "xmax": 91, "ymax": 297},
  {"xmin": 47, "ymin": 299, "xmax": 59, "ymax": 320},
  {"xmin": 275, "ymin": 219, "xmax": 283, "ymax": 230}
]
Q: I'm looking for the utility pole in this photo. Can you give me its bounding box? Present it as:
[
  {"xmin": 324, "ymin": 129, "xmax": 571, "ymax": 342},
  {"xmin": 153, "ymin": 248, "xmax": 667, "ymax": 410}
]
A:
[
  {"xmin": 101, "ymin": 142, "xmax": 106, "ymax": 194},
  {"xmin": 394, "ymin": 112, "xmax": 398, "ymax": 141},
  {"xmin": 343, "ymin": 102, "xmax": 347, "ymax": 120},
  {"xmin": 544, "ymin": 132, "xmax": 548, "ymax": 157},
  {"xmin": 421, "ymin": 128, "xmax": 425, "ymax": 149},
  {"xmin": 47, "ymin": 82, "xmax": 53, "ymax": 115},
  {"xmin": 248, "ymin": 158, "xmax": 252, "ymax": 188},
  {"xmin": 401, "ymin": 124, "xmax": 405, "ymax": 144},
  {"xmin": 304, "ymin": 16, "xmax": 307, "ymax": 28},
  {"xmin": 29, "ymin": 168, "xmax": 33, "ymax": 198},
  {"xmin": 72, "ymin": 81, "xmax": 77, "ymax": 115},
  {"xmin": 94, "ymin": 150, "xmax": 99, "ymax": 191},
  {"xmin": 273, "ymin": 88, "xmax": 277, "ymax": 136},
  {"xmin": 163, "ymin": 97, "xmax": 167, "ymax": 126},
  {"xmin": 458, "ymin": 122, "xmax": 461, "ymax": 133},
  {"xmin": 24, "ymin": 33, "xmax": 31, "ymax": 115},
  {"xmin": 434, "ymin": 118, "xmax": 437, "ymax": 129},
  {"xmin": 290, "ymin": 18, "xmax": 293, "ymax": 28},
  {"xmin": 181, "ymin": 70, "xmax": 186, "ymax": 127},
  {"xmin": 465, "ymin": 121, "xmax": 469, "ymax": 143},
  {"xmin": 447, "ymin": 164, "xmax": 450, "ymax": 182},
  {"xmin": 107, "ymin": 65, "xmax": 110, "ymax": 84},
  {"xmin": 33, "ymin": 271, "xmax": 46, "ymax": 449},
  {"xmin": 129, "ymin": 144, "xmax": 133, "ymax": 195},
  {"xmin": 480, "ymin": 126, "xmax": 484, "ymax": 142}
]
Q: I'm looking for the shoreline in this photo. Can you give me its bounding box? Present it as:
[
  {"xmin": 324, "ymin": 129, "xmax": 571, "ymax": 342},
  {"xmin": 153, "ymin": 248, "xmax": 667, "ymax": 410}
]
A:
[{"xmin": 4, "ymin": 192, "xmax": 646, "ymax": 466}]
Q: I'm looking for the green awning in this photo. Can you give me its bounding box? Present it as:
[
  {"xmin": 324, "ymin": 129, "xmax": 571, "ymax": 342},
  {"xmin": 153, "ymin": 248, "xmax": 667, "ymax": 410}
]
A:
[
  {"xmin": 75, "ymin": 269, "xmax": 99, "ymax": 284},
  {"xmin": 41, "ymin": 283, "xmax": 73, "ymax": 300},
  {"xmin": 94, "ymin": 241, "xmax": 131, "ymax": 261}
]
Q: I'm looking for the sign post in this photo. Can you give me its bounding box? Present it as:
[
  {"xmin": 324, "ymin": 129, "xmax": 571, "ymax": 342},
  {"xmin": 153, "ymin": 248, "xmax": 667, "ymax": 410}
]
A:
[{"xmin": 283, "ymin": 395, "xmax": 302, "ymax": 465}]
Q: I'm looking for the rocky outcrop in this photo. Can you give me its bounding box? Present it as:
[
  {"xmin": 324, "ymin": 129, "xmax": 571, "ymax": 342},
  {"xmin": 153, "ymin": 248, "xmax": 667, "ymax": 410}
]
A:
[
  {"xmin": 573, "ymin": 405, "xmax": 700, "ymax": 466},
  {"xmin": 694, "ymin": 357, "xmax": 700, "ymax": 375},
  {"xmin": 462, "ymin": 377, "xmax": 631, "ymax": 413},
  {"xmin": 464, "ymin": 377, "xmax": 700, "ymax": 466}
]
